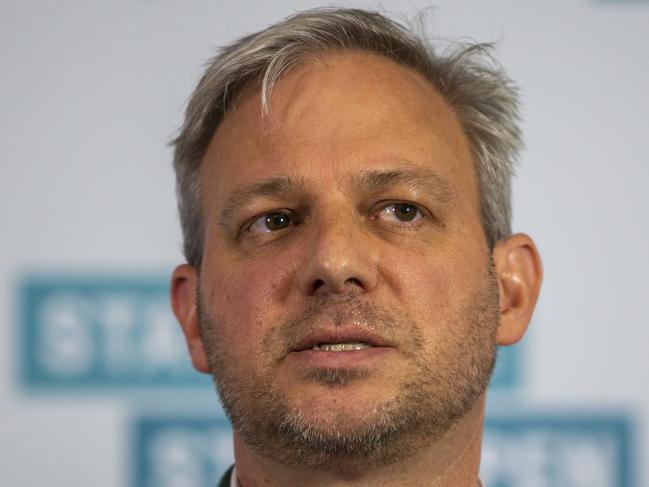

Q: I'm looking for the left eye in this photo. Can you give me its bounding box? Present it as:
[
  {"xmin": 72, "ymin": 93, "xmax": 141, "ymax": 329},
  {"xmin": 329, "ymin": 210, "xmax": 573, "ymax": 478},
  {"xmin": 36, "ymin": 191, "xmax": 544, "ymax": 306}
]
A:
[
  {"xmin": 248, "ymin": 211, "xmax": 294, "ymax": 233},
  {"xmin": 378, "ymin": 203, "xmax": 423, "ymax": 223}
]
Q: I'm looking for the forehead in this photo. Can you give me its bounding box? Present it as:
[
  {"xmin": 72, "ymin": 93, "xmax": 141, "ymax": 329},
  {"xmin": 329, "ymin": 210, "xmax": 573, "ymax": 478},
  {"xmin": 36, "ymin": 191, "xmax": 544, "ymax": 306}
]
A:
[{"xmin": 201, "ymin": 51, "xmax": 477, "ymax": 202}]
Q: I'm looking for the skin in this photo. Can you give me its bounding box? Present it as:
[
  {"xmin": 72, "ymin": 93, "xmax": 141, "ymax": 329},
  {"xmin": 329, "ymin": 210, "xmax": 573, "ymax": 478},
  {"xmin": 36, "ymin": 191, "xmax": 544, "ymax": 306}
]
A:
[{"xmin": 171, "ymin": 51, "xmax": 542, "ymax": 486}]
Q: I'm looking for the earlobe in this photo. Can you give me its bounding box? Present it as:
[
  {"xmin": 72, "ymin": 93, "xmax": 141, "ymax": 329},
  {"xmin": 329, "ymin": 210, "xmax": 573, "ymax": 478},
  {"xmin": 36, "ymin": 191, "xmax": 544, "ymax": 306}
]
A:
[
  {"xmin": 492, "ymin": 234, "xmax": 543, "ymax": 346},
  {"xmin": 170, "ymin": 264, "xmax": 211, "ymax": 374}
]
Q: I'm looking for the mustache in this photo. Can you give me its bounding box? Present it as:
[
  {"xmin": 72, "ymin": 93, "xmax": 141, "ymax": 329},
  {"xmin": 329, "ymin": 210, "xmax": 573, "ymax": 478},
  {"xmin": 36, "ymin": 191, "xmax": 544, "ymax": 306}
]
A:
[{"xmin": 265, "ymin": 293, "xmax": 423, "ymax": 358}]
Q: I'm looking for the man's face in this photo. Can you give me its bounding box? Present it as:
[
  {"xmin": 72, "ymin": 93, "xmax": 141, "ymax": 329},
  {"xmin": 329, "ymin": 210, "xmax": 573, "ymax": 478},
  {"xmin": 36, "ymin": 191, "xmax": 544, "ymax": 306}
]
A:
[{"xmin": 196, "ymin": 52, "xmax": 500, "ymax": 468}]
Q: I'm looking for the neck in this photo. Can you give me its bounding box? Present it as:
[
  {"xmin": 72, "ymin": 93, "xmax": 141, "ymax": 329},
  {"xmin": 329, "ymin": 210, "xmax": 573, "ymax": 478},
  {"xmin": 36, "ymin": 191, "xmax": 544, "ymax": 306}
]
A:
[{"xmin": 232, "ymin": 397, "xmax": 486, "ymax": 487}]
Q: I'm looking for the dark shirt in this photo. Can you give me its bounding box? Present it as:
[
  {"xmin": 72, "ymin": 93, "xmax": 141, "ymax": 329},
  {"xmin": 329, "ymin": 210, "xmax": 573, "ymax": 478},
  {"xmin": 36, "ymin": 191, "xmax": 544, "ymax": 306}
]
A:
[{"xmin": 217, "ymin": 465, "xmax": 234, "ymax": 487}]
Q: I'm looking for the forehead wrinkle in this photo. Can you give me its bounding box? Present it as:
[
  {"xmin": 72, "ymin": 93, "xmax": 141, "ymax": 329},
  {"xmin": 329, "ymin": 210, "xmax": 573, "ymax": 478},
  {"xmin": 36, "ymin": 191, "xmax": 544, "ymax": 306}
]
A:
[
  {"xmin": 218, "ymin": 175, "xmax": 306, "ymax": 225},
  {"xmin": 352, "ymin": 166, "xmax": 457, "ymax": 204}
]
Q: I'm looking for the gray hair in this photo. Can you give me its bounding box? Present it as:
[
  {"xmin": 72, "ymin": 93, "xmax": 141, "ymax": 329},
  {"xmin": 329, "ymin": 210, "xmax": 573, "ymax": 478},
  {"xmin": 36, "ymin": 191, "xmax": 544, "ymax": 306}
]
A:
[{"xmin": 172, "ymin": 7, "xmax": 522, "ymax": 267}]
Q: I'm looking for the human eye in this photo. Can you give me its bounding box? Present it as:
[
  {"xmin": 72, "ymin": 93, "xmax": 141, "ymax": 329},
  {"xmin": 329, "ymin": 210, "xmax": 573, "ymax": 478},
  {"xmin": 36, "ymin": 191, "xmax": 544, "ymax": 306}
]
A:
[
  {"xmin": 246, "ymin": 210, "xmax": 297, "ymax": 234},
  {"xmin": 376, "ymin": 202, "xmax": 424, "ymax": 225}
]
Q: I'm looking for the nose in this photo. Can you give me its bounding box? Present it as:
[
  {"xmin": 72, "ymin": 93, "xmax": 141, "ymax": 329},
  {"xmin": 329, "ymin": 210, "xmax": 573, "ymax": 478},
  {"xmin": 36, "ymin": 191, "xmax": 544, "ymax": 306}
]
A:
[{"xmin": 297, "ymin": 216, "xmax": 379, "ymax": 296}]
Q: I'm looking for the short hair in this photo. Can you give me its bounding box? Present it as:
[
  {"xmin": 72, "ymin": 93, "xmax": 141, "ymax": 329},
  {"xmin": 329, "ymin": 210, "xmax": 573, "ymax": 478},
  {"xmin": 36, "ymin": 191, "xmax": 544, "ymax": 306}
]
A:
[{"xmin": 172, "ymin": 7, "xmax": 522, "ymax": 267}]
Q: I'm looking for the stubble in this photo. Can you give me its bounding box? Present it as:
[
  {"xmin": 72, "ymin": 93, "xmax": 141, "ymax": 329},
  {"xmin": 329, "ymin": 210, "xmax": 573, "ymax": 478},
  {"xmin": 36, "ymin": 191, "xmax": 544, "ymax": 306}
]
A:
[{"xmin": 196, "ymin": 262, "xmax": 500, "ymax": 471}]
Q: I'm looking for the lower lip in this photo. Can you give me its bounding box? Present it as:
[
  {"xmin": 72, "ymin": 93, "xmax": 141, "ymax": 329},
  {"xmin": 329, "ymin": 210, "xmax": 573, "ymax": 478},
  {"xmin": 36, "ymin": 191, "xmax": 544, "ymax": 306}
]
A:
[{"xmin": 286, "ymin": 347, "xmax": 392, "ymax": 368}]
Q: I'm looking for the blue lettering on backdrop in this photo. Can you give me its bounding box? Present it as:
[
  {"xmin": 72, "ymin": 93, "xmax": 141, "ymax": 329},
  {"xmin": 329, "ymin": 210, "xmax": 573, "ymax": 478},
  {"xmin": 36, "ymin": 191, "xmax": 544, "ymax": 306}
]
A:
[
  {"xmin": 133, "ymin": 414, "xmax": 633, "ymax": 487},
  {"xmin": 16, "ymin": 274, "xmax": 635, "ymax": 487},
  {"xmin": 18, "ymin": 274, "xmax": 520, "ymax": 391},
  {"xmin": 20, "ymin": 275, "xmax": 210, "ymax": 388},
  {"xmin": 482, "ymin": 416, "xmax": 633, "ymax": 487},
  {"xmin": 133, "ymin": 415, "xmax": 234, "ymax": 487}
]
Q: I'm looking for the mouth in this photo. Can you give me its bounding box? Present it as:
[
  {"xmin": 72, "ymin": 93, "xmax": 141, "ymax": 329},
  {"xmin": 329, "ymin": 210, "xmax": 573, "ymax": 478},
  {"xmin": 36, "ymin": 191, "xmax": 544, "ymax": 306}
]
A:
[
  {"xmin": 285, "ymin": 328, "xmax": 395, "ymax": 373},
  {"xmin": 291, "ymin": 329, "xmax": 391, "ymax": 353},
  {"xmin": 310, "ymin": 342, "xmax": 374, "ymax": 352}
]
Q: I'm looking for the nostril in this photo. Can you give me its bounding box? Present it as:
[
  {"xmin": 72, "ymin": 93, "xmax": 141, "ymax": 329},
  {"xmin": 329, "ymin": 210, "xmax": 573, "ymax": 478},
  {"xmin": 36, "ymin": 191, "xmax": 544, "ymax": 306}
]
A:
[
  {"xmin": 312, "ymin": 279, "xmax": 326, "ymax": 293},
  {"xmin": 308, "ymin": 277, "xmax": 366, "ymax": 295}
]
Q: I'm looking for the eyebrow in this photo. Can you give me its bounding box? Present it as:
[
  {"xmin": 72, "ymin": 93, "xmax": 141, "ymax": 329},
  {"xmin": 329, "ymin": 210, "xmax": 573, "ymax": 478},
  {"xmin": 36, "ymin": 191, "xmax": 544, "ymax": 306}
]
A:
[
  {"xmin": 353, "ymin": 167, "xmax": 456, "ymax": 203},
  {"xmin": 218, "ymin": 175, "xmax": 305, "ymax": 225},
  {"xmin": 217, "ymin": 166, "xmax": 456, "ymax": 226}
]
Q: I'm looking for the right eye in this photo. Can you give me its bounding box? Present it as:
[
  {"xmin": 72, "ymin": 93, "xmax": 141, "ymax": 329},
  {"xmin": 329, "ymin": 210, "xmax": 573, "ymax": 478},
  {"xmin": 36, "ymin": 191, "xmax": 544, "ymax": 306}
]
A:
[{"xmin": 247, "ymin": 211, "xmax": 295, "ymax": 234}]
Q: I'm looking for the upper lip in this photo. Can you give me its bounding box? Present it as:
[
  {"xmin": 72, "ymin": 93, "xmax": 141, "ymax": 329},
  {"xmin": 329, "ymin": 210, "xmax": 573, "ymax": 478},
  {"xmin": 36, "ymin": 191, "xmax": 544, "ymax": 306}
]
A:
[{"xmin": 291, "ymin": 328, "xmax": 393, "ymax": 352}]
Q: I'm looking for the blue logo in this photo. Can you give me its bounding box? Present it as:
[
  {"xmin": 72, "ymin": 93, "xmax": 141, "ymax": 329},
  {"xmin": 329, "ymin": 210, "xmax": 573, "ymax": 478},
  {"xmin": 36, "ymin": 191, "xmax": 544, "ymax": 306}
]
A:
[
  {"xmin": 19, "ymin": 275, "xmax": 211, "ymax": 389},
  {"xmin": 482, "ymin": 415, "xmax": 633, "ymax": 487},
  {"xmin": 19, "ymin": 274, "xmax": 521, "ymax": 391},
  {"xmin": 133, "ymin": 414, "xmax": 234, "ymax": 487},
  {"xmin": 131, "ymin": 413, "xmax": 633, "ymax": 487},
  {"xmin": 17, "ymin": 274, "xmax": 635, "ymax": 487}
]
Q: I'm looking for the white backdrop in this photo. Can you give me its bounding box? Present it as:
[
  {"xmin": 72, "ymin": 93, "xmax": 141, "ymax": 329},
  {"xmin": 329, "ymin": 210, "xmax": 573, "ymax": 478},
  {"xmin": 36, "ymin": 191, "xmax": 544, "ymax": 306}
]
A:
[{"xmin": 1, "ymin": 1, "xmax": 648, "ymax": 486}]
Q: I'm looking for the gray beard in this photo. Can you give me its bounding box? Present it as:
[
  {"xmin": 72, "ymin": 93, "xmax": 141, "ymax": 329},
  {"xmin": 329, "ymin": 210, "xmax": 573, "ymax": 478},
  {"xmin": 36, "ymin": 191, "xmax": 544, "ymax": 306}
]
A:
[{"xmin": 197, "ymin": 265, "xmax": 499, "ymax": 472}]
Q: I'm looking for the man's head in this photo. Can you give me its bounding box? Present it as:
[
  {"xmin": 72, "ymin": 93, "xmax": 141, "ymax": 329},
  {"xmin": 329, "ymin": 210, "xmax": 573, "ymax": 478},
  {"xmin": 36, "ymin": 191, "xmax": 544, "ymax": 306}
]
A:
[
  {"xmin": 170, "ymin": 7, "xmax": 541, "ymax": 476},
  {"xmin": 172, "ymin": 8, "xmax": 522, "ymax": 268}
]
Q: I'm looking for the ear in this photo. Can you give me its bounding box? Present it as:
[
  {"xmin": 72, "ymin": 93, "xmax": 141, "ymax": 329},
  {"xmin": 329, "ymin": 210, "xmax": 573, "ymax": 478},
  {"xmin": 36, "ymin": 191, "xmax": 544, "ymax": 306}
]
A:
[
  {"xmin": 170, "ymin": 264, "xmax": 210, "ymax": 374},
  {"xmin": 492, "ymin": 233, "xmax": 543, "ymax": 346}
]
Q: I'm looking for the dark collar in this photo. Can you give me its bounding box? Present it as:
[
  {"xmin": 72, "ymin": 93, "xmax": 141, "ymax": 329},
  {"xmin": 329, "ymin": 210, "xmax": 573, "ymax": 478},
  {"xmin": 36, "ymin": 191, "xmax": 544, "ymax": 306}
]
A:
[{"xmin": 216, "ymin": 465, "xmax": 234, "ymax": 487}]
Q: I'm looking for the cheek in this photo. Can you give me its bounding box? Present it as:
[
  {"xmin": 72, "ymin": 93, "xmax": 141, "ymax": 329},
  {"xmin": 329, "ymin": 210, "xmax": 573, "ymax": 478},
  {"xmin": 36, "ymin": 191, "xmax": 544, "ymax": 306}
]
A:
[
  {"xmin": 395, "ymin": 263, "xmax": 455, "ymax": 317},
  {"xmin": 204, "ymin": 256, "xmax": 295, "ymax": 344},
  {"xmin": 386, "ymin": 246, "xmax": 488, "ymax": 319}
]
